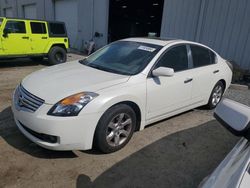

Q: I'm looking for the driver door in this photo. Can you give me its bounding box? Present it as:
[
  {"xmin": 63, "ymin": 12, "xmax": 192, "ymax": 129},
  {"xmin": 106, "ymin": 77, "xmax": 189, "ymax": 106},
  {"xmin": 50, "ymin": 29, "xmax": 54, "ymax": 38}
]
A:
[
  {"xmin": 146, "ymin": 45, "xmax": 193, "ymax": 121},
  {"xmin": 1, "ymin": 20, "xmax": 30, "ymax": 55}
]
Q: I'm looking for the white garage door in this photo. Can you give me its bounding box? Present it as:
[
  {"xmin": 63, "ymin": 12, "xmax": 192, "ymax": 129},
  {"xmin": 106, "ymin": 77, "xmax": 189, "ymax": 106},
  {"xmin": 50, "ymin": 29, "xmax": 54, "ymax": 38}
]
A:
[
  {"xmin": 4, "ymin": 7, "xmax": 13, "ymax": 17},
  {"xmin": 23, "ymin": 4, "xmax": 37, "ymax": 19},
  {"xmin": 55, "ymin": 0, "xmax": 78, "ymax": 49}
]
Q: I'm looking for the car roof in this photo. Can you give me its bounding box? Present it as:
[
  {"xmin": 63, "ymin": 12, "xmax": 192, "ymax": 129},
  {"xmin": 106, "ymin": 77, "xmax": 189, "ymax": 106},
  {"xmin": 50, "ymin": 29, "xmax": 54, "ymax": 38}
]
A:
[
  {"xmin": 121, "ymin": 37, "xmax": 219, "ymax": 55},
  {"xmin": 121, "ymin": 37, "xmax": 182, "ymax": 46}
]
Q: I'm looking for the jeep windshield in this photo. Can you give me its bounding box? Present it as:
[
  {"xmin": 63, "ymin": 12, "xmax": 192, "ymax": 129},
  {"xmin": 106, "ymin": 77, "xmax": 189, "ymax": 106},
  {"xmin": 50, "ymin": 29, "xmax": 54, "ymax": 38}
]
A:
[
  {"xmin": 0, "ymin": 18, "xmax": 3, "ymax": 27},
  {"xmin": 79, "ymin": 41, "xmax": 162, "ymax": 76}
]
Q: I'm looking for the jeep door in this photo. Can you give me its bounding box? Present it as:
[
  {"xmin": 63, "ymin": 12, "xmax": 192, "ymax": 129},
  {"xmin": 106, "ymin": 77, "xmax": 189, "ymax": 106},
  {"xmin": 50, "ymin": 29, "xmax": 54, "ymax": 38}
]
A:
[
  {"xmin": 29, "ymin": 21, "xmax": 49, "ymax": 54},
  {"xmin": 0, "ymin": 18, "xmax": 4, "ymax": 54},
  {"xmin": 1, "ymin": 20, "xmax": 30, "ymax": 55}
]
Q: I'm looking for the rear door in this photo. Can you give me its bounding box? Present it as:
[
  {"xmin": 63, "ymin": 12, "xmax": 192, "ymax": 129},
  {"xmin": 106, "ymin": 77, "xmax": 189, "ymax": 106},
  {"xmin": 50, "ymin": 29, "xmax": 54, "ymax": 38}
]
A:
[
  {"xmin": 189, "ymin": 45, "xmax": 219, "ymax": 103},
  {"xmin": 29, "ymin": 21, "xmax": 49, "ymax": 54},
  {"xmin": 1, "ymin": 20, "xmax": 30, "ymax": 55}
]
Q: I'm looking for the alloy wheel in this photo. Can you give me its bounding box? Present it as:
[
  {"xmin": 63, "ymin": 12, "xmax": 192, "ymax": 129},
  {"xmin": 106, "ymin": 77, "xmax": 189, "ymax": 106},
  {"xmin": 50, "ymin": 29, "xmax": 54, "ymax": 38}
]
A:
[
  {"xmin": 212, "ymin": 85, "xmax": 223, "ymax": 106},
  {"xmin": 106, "ymin": 113, "xmax": 133, "ymax": 147}
]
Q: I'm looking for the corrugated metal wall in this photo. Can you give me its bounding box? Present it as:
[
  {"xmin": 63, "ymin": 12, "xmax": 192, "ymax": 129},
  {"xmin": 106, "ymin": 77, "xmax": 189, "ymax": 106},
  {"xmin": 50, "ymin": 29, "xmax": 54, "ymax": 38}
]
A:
[{"xmin": 161, "ymin": 0, "xmax": 250, "ymax": 70}]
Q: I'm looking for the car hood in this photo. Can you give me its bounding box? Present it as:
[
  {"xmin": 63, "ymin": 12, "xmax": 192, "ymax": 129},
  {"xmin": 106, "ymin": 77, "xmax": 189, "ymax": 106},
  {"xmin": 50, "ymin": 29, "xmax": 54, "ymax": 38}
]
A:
[{"xmin": 21, "ymin": 61, "xmax": 130, "ymax": 104}]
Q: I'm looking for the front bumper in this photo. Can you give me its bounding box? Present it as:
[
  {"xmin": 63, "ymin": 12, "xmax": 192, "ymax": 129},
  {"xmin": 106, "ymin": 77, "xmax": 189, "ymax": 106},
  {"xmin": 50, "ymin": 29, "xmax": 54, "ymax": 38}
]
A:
[{"xmin": 11, "ymin": 98, "xmax": 102, "ymax": 151}]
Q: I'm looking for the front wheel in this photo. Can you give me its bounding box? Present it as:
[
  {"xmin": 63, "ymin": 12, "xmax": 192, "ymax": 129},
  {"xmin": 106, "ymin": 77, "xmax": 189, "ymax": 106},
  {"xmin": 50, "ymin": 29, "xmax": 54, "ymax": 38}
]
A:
[
  {"xmin": 206, "ymin": 81, "xmax": 225, "ymax": 109},
  {"xmin": 94, "ymin": 104, "xmax": 136, "ymax": 153},
  {"xmin": 48, "ymin": 46, "xmax": 67, "ymax": 65}
]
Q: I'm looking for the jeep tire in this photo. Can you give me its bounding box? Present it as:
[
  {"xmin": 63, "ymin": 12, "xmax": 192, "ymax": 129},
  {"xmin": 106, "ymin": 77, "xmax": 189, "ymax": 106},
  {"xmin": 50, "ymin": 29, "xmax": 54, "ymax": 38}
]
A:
[{"xmin": 48, "ymin": 46, "xmax": 67, "ymax": 65}]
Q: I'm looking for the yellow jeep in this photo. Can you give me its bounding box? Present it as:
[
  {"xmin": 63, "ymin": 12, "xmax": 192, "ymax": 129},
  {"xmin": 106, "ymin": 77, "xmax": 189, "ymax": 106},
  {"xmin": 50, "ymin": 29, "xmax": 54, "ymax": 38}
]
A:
[{"xmin": 0, "ymin": 17, "xmax": 69, "ymax": 65}]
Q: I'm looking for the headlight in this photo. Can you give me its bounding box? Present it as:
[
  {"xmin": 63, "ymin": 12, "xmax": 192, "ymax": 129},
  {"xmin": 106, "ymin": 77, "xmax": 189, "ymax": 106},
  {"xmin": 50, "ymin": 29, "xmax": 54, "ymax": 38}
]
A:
[{"xmin": 48, "ymin": 92, "xmax": 98, "ymax": 116}]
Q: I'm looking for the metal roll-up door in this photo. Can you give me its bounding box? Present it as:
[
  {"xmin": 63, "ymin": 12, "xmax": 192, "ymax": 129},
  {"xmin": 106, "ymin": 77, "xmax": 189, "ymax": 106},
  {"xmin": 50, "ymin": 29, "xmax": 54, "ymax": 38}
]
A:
[{"xmin": 55, "ymin": 0, "xmax": 78, "ymax": 49}]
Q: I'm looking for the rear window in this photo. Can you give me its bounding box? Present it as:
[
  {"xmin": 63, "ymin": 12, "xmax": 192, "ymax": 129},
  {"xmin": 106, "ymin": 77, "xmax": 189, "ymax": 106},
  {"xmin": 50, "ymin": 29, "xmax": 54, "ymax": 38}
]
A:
[
  {"xmin": 30, "ymin": 22, "xmax": 47, "ymax": 34},
  {"xmin": 48, "ymin": 22, "xmax": 67, "ymax": 37},
  {"xmin": 0, "ymin": 18, "xmax": 3, "ymax": 26},
  {"xmin": 191, "ymin": 45, "xmax": 216, "ymax": 68}
]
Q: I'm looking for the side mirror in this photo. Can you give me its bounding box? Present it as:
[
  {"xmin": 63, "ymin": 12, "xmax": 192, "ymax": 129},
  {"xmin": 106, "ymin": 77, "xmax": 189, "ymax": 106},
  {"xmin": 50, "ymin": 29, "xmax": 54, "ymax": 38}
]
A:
[
  {"xmin": 152, "ymin": 67, "xmax": 174, "ymax": 77},
  {"xmin": 214, "ymin": 99, "xmax": 250, "ymax": 140},
  {"xmin": 3, "ymin": 28, "xmax": 10, "ymax": 38}
]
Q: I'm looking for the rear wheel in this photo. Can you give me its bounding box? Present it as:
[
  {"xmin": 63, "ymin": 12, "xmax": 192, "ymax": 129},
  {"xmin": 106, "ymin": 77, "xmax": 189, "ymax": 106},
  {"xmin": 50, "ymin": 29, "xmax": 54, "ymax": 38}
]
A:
[
  {"xmin": 94, "ymin": 104, "xmax": 136, "ymax": 153},
  {"xmin": 48, "ymin": 46, "xmax": 67, "ymax": 65},
  {"xmin": 206, "ymin": 81, "xmax": 225, "ymax": 109}
]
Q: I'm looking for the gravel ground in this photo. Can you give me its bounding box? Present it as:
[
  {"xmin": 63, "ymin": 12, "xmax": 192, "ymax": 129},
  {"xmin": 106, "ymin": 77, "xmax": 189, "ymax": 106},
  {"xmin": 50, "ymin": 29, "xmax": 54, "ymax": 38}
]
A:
[
  {"xmin": 0, "ymin": 57, "xmax": 249, "ymax": 188},
  {"xmin": 225, "ymin": 88, "xmax": 250, "ymax": 106}
]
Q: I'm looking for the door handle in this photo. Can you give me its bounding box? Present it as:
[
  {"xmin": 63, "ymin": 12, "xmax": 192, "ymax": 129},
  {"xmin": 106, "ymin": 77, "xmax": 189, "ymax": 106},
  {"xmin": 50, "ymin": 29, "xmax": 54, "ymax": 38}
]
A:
[
  {"xmin": 22, "ymin": 36, "xmax": 29, "ymax": 39},
  {"xmin": 41, "ymin": 37, "xmax": 48, "ymax": 39},
  {"xmin": 213, "ymin": 70, "xmax": 219, "ymax": 74},
  {"xmin": 184, "ymin": 78, "xmax": 193, "ymax": 84}
]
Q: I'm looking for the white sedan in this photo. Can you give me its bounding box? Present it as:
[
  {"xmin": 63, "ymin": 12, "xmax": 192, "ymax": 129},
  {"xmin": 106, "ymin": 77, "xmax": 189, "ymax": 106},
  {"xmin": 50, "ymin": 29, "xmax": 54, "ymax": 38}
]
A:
[{"xmin": 12, "ymin": 38, "xmax": 232, "ymax": 153}]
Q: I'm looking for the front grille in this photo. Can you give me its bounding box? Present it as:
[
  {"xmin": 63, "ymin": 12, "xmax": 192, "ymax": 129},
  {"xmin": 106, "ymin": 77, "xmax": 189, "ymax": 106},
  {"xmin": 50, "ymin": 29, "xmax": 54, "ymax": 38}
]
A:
[
  {"xmin": 19, "ymin": 121, "xmax": 58, "ymax": 144},
  {"xmin": 15, "ymin": 85, "xmax": 45, "ymax": 112}
]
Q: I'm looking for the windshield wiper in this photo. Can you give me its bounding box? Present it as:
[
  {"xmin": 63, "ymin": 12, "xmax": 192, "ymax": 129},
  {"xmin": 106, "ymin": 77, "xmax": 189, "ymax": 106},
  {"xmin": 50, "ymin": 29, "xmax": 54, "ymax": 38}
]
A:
[
  {"xmin": 89, "ymin": 64, "xmax": 130, "ymax": 75},
  {"xmin": 79, "ymin": 59, "xmax": 87, "ymax": 65}
]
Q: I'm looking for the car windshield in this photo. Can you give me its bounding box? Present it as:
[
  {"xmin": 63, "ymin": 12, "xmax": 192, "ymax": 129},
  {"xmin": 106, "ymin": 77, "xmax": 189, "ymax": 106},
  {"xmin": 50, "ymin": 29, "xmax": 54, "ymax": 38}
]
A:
[{"xmin": 79, "ymin": 41, "xmax": 162, "ymax": 75}]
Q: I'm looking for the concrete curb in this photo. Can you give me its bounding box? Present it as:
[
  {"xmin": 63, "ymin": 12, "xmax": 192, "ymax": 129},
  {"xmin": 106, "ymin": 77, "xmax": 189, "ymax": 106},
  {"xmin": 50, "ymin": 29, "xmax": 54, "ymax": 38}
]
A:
[{"xmin": 229, "ymin": 84, "xmax": 249, "ymax": 90}]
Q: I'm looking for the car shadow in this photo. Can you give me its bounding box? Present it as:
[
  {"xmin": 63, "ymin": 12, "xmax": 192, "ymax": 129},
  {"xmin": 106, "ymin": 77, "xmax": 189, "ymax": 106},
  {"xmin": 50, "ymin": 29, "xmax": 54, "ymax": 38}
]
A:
[
  {"xmin": 75, "ymin": 121, "xmax": 239, "ymax": 188},
  {"xmin": 0, "ymin": 107, "xmax": 77, "ymax": 159},
  {"xmin": 0, "ymin": 58, "xmax": 50, "ymax": 68}
]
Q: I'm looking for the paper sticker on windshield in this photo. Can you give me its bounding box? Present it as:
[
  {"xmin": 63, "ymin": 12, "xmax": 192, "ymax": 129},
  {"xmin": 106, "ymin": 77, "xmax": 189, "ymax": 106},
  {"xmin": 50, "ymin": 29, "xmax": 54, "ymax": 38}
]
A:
[{"xmin": 138, "ymin": 46, "xmax": 156, "ymax": 52}]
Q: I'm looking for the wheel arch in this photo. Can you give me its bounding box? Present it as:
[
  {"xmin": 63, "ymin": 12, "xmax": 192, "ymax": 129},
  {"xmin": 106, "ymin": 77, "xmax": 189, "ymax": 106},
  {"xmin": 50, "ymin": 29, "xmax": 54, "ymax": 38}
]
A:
[
  {"xmin": 98, "ymin": 100, "xmax": 143, "ymax": 132},
  {"xmin": 45, "ymin": 43, "xmax": 67, "ymax": 54},
  {"xmin": 50, "ymin": 43, "xmax": 67, "ymax": 51},
  {"xmin": 218, "ymin": 79, "xmax": 226, "ymax": 91},
  {"xmin": 114, "ymin": 101, "xmax": 142, "ymax": 132}
]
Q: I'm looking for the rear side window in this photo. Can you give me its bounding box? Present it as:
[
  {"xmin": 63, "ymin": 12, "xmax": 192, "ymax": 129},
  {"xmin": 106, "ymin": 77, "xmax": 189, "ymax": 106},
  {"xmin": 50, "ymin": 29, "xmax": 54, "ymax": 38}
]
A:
[
  {"xmin": 48, "ymin": 22, "xmax": 67, "ymax": 37},
  {"xmin": 155, "ymin": 45, "xmax": 188, "ymax": 72},
  {"xmin": 191, "ymin": 45, "xmax": 216, "ymax": 68},
  {"xmin": 4, "ymin": 21, "xmax": 26, "ymax": 33},
  {"xmin": 30, "ymin": 22, "xmax": 46, "ymax": 34}
]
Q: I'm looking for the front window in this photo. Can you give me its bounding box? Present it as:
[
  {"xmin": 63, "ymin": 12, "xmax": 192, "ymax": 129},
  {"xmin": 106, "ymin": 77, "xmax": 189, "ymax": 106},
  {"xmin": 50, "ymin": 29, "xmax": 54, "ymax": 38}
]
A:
[
  {"xmin": 4, "ymin": 20, "xmax": 26, "ymax": 34},
  {"xmin": 79, "ymin": 41, "xmax": 162, "ymax": 75},
  {"xmin": 155, "ymin": 45, "xmax": 189, "ymax": 72}
]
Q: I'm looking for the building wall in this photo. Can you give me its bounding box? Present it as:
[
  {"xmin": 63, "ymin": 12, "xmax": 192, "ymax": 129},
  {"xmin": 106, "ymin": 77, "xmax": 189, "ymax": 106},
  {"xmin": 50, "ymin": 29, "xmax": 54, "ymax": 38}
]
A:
[
  {"xmin": 161, "ymin": 0, "xmax": 250, "ymax": 70},
  {"xmin": 0, "ymin": 0, "xmax": 108, "ymax": 50},
  {"xmin": 1, "ymin": 0, "xmax": 249, "ymax": 69}
]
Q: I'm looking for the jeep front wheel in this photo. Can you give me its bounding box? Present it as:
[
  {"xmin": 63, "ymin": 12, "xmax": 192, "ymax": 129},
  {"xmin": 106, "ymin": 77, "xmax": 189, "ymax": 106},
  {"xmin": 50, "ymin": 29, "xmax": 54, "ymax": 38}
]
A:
[{"xmin": 48, "ymin": 46, "xmax": 67, "ymax": 65}]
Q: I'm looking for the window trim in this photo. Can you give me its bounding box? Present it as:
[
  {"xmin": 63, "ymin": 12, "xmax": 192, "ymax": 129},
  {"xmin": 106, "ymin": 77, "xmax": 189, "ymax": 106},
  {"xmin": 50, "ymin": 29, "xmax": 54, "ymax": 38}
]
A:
[
  {"xmin": 148, "ymin": 43, "xmax": 191, "ymax": 77},
  {"xmin": 189, "ymin": 44, "xmax": 218, "ymax": 69}
]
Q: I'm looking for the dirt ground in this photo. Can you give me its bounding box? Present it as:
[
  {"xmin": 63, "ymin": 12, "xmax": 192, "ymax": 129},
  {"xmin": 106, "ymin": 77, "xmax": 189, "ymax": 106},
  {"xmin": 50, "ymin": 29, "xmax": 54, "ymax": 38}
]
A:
[{"xmin": 0, "ymin": 56, "xmax": 246, "ymax": 188}]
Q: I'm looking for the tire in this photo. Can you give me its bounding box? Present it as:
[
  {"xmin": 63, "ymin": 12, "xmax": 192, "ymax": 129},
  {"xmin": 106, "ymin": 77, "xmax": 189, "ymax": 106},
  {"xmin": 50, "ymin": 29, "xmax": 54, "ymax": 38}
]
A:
[
  {"xmin": 48, "ymin": 46, "xmax": 67, "ymax": 65},
  {"xmin": 30, "ymin": 57, "xmax": 44, "ymax": 62},
  {"xmin": 94, "ymin": 104, "xmax": 136, "ymax": 153},
  {"xmin": 206, "ymin": 81, "xmax": 225, "ymax": 109}
]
